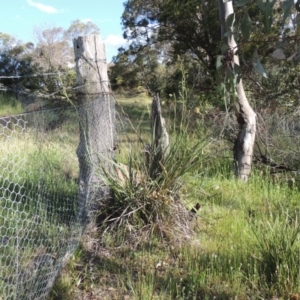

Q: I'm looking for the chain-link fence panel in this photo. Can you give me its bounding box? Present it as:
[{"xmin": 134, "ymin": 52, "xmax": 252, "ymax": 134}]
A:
[
  {"xmin": 0, "ymin": 105, "xmax": 82, "ymax": 300},
  {"xmin": 0, "ymin": 91, "xmax": 125, "ymax": 300}
]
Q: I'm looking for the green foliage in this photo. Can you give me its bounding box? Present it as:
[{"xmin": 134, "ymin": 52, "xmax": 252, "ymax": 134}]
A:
[
  {"xmin": 116, "ymin": 0, "xmax": 220, "ymax": 98},
  {"xmin": 0, "ymin": 32, "xmax": 16, "ymax": 50},
  {"xmin": 214, "ymin": 0, "xmax": 300, "ymax": 112},
  {"xmin": 253, "ymin": 51, "xmax": 268, "ymax": 78},
  {"xmin": 116, "ymin": 0, "xmax": 300, "ymax": 113},
  {"xmin": 109, "ymin": 48, "xmax": 140, "ymax": 92},
  {"xmin": 0, "ymin": 41, "xmax": 40, "ymax": 94},
  {"xmin": 241, "ymin": 10, "xmax": 252, "ymax": 40},
  {"xmin": 234, "ymin": 0, "xmax": 252, "ymax": 8},
  {"xmin": 282, "ymin": 0, "xmax": 295, "ymax": 25},
  {"xmin": 256, "ymin": 0, "xmax": 276, "ymax": 33},
  {"xmin": 117, "ymin": 0, "xmax": 300, "ymax": 112},
  {"xmin": 157, "ymin": 0, "xmax": 220, "ymax": 66}
]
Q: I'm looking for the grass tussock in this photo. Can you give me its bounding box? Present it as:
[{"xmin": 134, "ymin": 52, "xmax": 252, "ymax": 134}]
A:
[{"xmin": 97, "ymin": 132, "xmax": 208, "ymax": 244}]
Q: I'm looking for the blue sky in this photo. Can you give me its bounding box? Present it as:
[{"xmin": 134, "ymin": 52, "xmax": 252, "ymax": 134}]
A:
[{"xmin": 1, "ymin": 0, "xmax": 127, "ymax": 62}]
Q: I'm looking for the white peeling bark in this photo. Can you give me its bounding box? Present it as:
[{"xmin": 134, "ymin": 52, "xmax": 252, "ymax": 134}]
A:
[{"xmin": 218, "ymin": 0, "xmax": 256, "ymax": 181}]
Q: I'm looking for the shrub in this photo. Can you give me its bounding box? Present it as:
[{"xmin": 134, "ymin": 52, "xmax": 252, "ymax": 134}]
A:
[{"xmin": 97, "ymin": 132, "xmax": 208, "ymax": 243}]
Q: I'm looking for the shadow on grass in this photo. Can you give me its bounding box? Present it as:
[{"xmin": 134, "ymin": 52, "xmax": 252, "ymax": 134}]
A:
[
  {"xmin": 50, "ymin": 240, "xmax": 258, "ymax": 300},
  {"xmin": 0, "ymin": 179, "xmax": 81, "ymax": 299}
]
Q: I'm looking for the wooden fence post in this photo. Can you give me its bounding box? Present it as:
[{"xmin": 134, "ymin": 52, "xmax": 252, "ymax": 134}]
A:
[
  {"xmin": 146, "ymin": 95, "xmax": 169, "ymax": 177},
  {"xmin": 73, "ymin": 34, "xmax": 115, "ymax": 224},
  {"xmin": 151, "ymin": 95, "xmax": 169, "ymax": 156}
]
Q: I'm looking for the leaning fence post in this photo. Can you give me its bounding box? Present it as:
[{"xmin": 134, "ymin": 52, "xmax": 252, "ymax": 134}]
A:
[
  {"xmin": 73, "ymin": 34, "xmax": 115, "ymax": 225},
  {"xmin": 146, "ymin": 95, "xmax": 170, "ymax": 177},
  {"xmin": 151, "ymin": 95, "xmax": 170, "ymax": 156}
]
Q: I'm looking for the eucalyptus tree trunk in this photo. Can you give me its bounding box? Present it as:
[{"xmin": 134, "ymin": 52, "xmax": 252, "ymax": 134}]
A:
[{"xmin": 218, "ymin": 0, "xmax": 256, "ymax": 181}]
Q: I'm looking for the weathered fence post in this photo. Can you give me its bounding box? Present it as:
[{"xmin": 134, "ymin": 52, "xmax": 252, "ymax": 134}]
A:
[
  {"xmin": 147, "ymin": 95, "xmax": 169, "ymax": 177},
  {"xmin": 151, "ymin": 95, "xmax": 169, "ymax": 156},
  {"xmin": 73, "ymin": 34, "xmax": 115, "ymax": 224}
]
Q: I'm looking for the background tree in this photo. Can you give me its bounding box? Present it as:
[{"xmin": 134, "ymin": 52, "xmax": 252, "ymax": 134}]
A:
[
  {"xmin": 0, "ymin": 20, "xmax": 101, "ymax": 105},
  {"xmin": 118, "ymin": 0, "xmax": 300, "ymax": 107},
  {"xmin": 218, "ymin": 0, "xmax": 257, "ymax": 181},
  {"xmin": 32, "ymin": 20, "xmax": 100, "ymax": 103},
  {"xmin": 32, "ymin": 25, "xmax": 73, "ymax": 98},
  {"xmin": 224, "ymin": 0, "xmax": 300, "ymax": 111},
  {"xmin": 0, "ymin": 33, "xmax": 39, "ymax": 98},
  {"xmin": 64, "ymin": 19, "xmax": 100, "ymax": 41},
  {"xmin": 114, "ymin": 0, "xmax": 221, "ymax": 99},
  {"xmin": 34, "ymin": 26, "xmax": 71, "ymax": 71},
  {"xmin": 122, "ymin": 0, "xmax": 219, "ymax": 64}
]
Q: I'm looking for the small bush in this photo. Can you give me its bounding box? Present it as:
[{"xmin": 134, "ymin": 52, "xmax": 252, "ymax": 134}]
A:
[{"xmin": 98, "ymin": 133, "xmax": 208, "ymax": 242}]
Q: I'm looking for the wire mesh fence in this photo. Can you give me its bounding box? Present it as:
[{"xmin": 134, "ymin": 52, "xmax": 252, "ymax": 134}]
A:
[
  {"xmin": 0, "ymin": 33, "xmax": 122, "ymax": 299},
  {"xmin": 0, "ymin": 96, "xmax": 119, "ymax": 300},
  {"xmin": 209, "ymin": 109, "xmax": 300, "ymax": 175}
]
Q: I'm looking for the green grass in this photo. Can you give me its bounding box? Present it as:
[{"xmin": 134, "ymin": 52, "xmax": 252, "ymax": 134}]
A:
[
  {"xmin": 47, "ymin": 95, "xmax": 300, "ymax": 300},
  {"xmin": 50, "ymin": 169, "xmax": 300, "ymax": 299},
  {"xmin": 116, "ymin": 94, "xmax": 152, "ymax": 143},
  {"xmin": 1, "ymin": 93, "xmax": 300, "ymax": 299},
  {"xmin": 0, "ymin": 93, "xmax": 23, "ymax": 116}
]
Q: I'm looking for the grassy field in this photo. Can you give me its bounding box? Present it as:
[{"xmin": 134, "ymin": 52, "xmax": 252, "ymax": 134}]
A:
[
  {"xmin": 1, "ymin": 93, "xmax": 300, "ymax": 299},
  {"xmin": 48, "ymin": 94, "xmax": 300, "ymax": 300}
]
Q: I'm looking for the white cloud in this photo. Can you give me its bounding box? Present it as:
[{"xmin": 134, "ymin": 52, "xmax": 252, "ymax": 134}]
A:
[
  {"xmin": 105, "ymin": 34, "xmax": 126, "ymax": 47},
  {"xmin": 27, "ymin": 0, "xmax": 59, "ymax": 13},
  {"xmin": 104, "ymin": 35, "xmax": 128, "ymax": 61},
  {"xmin": 80, "ymin": 18, "xmax": 93, "ymax": 23}
]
